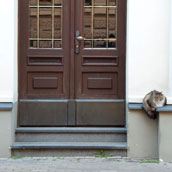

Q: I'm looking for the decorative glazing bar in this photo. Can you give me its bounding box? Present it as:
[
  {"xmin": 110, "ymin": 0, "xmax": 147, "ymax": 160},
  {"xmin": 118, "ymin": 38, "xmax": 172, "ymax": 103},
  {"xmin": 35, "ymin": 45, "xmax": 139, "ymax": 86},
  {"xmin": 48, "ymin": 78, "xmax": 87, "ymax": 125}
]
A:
[
  {"xmin": 30, "ymin": 38, "xmax": 62, "ymax": 41},
  {"xmin": 84, "ymin": 38, "xmax": 116, "ymax": 41},
  {"xmin": 29, "ymin": 6, "xmax": 62, "ymax": 8},
  {"xmin": 37, "ymin": 0, "xmax": 40, "ymax": 48},
  {"xmin": 84, "ymin": 0, "xmax": 117, "ymax": 49},
  {"xmin": 29, "ymin": 0, "xmax": 63, "ymax": 49},
  {"xmin": 85, "ymin": 48, "xmax": 116, "ymax": 49},
  {"xmin": 52, "ymin": 0, "xmax": 55, "ymax": 48},
  {"xmin": 106, "ymin": 0, "xmax": 109, "ymax": 48},
  {"xmin": 91, "ymin": 0, "xmax": 94, "ymax": 48},
  {"xmin": 84, "ymin": 6, "xmax": 116, "ymax": 8}
]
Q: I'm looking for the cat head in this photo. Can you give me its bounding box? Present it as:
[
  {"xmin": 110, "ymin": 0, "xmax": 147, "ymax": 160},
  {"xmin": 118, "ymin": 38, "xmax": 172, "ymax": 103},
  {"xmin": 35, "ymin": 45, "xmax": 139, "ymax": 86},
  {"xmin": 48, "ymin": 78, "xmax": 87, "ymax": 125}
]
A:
[{"xmin": 152, "ymin": 90, "xmax": 166, "ymax": 107}]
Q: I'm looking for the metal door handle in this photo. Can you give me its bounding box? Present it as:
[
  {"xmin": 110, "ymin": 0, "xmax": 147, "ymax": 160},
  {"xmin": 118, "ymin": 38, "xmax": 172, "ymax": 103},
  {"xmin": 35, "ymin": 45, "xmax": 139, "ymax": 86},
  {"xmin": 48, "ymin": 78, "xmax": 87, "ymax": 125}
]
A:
[
  {"xmin": 75, "ymin": 30, "xmax": 85, "ymax": 54},
  {"xmin": 77, "ymin": 36, "xmax": 85, "ymax": 41}
]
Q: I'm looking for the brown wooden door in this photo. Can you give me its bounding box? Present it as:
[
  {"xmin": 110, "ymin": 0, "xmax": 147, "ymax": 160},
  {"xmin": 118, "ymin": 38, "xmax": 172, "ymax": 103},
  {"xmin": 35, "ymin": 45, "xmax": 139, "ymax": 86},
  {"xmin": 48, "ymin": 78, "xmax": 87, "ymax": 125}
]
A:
[{"xmin": 18, "ymin": 0, "xmax": 126, "ymax": 127}]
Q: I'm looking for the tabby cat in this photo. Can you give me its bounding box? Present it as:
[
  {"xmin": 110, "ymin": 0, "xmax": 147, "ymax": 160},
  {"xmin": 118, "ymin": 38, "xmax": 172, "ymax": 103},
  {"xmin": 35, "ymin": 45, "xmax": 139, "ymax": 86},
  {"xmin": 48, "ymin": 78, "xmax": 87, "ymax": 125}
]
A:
[{"xmin": 142, "ymin": 90, "xmax": 166, "ymax": 119}]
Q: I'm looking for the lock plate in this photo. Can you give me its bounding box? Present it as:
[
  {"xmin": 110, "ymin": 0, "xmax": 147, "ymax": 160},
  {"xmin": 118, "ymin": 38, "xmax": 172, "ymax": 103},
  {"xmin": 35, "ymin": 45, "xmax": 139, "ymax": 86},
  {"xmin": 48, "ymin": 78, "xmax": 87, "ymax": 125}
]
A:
[{"xmin": 75, "ymin": 30, "xmax": 80, "ymax": 54}]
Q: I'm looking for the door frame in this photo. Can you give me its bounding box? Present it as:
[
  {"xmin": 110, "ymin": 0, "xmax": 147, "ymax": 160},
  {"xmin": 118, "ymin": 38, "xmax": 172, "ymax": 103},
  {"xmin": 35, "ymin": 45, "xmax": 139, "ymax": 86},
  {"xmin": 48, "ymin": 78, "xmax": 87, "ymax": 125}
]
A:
[{"xmin": 17, "ymin": 0, "xmax": 127, "ymax": 127}]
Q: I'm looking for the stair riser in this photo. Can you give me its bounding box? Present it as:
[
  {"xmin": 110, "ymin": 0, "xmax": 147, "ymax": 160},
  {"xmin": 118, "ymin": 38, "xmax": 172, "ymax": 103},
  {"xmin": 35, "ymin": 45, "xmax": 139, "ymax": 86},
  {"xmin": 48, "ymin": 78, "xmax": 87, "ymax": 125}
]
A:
[
  {"xmin": 12, "ymin": 149, "xmax": 127, "ymax": 157},
  {"xmin": 16, "ymin": 133, "xmax": 126, "ymax": 142}
]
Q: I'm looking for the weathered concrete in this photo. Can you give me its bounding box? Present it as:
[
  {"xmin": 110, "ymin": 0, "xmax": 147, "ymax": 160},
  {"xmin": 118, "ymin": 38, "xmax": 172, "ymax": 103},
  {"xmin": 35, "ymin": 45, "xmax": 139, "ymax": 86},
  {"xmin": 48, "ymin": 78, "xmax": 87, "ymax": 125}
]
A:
[
  {"xmin": 15, "ymin": 127, "xmax": 127, "ymax": 142},
  {"xmin": 0, "ymin": 111, "xmax": 12, "ymax": 157},
  {"xmin": 0, "ymin": 157, "xmax": 171, "ymax": 172},
  {"xmin": 128, "ymin": 110, "xmax": 158, "ymax": 159},
  {"xmin": 159, "ymin": 112, "xmax": 172, "ymax": 162},
  {"xmin": 0, "ymin": 102, "xmax": 17, "ymax": 158}
]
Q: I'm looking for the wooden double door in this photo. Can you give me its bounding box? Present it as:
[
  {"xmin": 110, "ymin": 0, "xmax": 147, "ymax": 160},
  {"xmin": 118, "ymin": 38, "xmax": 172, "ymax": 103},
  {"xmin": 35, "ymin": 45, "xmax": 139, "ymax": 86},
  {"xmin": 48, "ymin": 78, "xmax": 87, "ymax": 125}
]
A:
[{"xmin": 18, "ymin": 0, "xmax": 126, "ymax": 127}]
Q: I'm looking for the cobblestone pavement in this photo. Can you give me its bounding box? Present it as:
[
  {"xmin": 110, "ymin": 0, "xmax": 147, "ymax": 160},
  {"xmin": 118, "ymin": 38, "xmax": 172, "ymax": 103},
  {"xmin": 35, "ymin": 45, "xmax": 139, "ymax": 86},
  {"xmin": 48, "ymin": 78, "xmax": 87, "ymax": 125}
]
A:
[{"xmin": 0, "ymin": 157, "xmax": 172, "ymax": 172}]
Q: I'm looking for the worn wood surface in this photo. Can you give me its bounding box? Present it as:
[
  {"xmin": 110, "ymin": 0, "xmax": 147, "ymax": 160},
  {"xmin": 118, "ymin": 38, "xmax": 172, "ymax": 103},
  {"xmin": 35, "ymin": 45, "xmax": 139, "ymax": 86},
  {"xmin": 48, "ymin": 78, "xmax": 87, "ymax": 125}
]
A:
[{"xmin": 18, "ymin": 0, "xmax": 126, "ymax": 127}]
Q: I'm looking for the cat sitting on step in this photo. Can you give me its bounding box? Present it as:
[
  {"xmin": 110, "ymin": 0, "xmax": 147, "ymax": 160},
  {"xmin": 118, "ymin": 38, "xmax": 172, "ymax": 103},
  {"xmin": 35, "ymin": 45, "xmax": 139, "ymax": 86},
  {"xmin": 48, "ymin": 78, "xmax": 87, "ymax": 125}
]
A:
[{"xmin": 142, "ymin": 90, "xmax": 166, "ymax": 119}]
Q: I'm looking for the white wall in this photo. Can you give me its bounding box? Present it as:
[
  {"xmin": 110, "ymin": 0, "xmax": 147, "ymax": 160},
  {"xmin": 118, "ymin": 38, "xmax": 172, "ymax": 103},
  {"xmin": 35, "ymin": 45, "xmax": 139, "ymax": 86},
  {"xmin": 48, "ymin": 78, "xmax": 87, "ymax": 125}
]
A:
[
  {"xmin": 0, "ymin": 0, "xmax": 172, "ymax": 158},
  {"xmin": 0, "ymin": 0, "xmax": 18, "ymax": 102},
  {"xmin": 127, "ymin": 0, "xmax": 171, "ymax": 103},
  {"xmin": 127, "ymin": 0, "xmax": 172, "ymax": 160},
  {"xmin": 0, "ymin": 0, "xmax": 18, "ymax": 157},
  {"xmin": 0, "ymin": 0, "xmax": 171, "ymax": 103}
]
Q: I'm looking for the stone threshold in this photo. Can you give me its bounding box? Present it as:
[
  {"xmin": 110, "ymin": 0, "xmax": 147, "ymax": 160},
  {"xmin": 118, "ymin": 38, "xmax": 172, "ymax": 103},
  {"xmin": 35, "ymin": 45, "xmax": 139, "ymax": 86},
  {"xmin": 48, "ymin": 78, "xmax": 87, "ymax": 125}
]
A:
[
  {"xmin": 0, "ymin": 102, "xmax": 13, "ymax": 111},
  {"xmin": 128, "ymin": 103, "xmax": 172, "ymax": 112}
]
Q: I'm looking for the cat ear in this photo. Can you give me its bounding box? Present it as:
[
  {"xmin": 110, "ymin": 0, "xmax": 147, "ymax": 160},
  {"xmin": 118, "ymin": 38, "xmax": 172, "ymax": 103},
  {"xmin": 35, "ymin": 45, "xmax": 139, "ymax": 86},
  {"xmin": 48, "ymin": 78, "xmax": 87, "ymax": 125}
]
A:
[{"xmin": 153, "ymin": 90, "xmax": 157, "ymax": 94}]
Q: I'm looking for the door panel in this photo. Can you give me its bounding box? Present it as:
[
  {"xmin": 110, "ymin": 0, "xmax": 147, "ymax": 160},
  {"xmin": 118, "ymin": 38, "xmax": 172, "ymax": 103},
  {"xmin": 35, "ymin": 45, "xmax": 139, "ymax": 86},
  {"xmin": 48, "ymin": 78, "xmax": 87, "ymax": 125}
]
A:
[
  {"xmin": 75, "ymin": 0, "xmax": 126, "ymax": 100},
  {"xmin": 74, "ymin": 0, "xmax": 126, "ymax": 126},
  {"xmin": 18, "ymin": 0, "xmax": 126, "ymax": 127},
  {"xmin": 19, "ymin": 0, "xmax": 70, "ymax": 100},
  {"xmin": 19, "ymin": 0, "xmax": 70, "ymax": 126},
  {"xmin": 76, "ymin": 100, "xmax": 125, "ymax": 126},
  {"xmin": 19, "ymin": 100, "xmax": 68, "ymax": 126}
]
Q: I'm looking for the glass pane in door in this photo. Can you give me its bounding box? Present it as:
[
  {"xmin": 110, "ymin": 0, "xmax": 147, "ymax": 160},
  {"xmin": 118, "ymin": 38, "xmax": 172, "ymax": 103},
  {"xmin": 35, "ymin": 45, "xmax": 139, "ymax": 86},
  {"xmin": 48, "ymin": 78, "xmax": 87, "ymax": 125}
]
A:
[
  {"xmin": 84, "ymin": 0, "xmax": 117, "ymax": 49},
  {"xmin": 29, "ymin": 0, "xmax": 63, "ymax": 49}
]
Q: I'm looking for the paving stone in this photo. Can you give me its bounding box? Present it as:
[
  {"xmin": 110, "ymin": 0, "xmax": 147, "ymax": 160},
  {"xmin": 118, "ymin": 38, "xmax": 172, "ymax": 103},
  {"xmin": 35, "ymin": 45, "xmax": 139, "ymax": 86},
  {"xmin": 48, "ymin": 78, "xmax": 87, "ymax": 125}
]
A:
[{"xmin": 0, "ymin": 157, "xmax": 172, "ymax": 172}]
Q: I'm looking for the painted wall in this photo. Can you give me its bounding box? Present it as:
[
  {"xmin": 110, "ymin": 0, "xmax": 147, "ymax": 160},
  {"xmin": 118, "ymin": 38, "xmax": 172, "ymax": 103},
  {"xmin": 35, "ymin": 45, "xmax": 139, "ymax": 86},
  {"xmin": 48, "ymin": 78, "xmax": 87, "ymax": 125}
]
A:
[
  {"xmin": 0, "ymin": 0, "xmax": 172, "ymax": 158},
  {"xmin": 0, "ymin": 0, "xmax": 18, "ymax": 102},
  {"xmin": 0, "ymin": 0, "xmax": 171, "ymax": 106},
  {"xmin": 159, "ymin": 112, "xmax": 172, "ymax": 162},
  {"xmin": 0, "ymin": 111, "xmax": 12, "ymax": 157},
  {"xmin": 128, "ymin": 110, "xmax": 158, "ymax": 159},
  {"xmin": 0, "ymin": 103, "xmax": 17, "ymax": 158},
  {"xmin": 127, "ymin": 0, "xmax": 172, "ymax": 159},
  {"xmin": 0, "ymin": 0, "xmax": 18, "ymax": 157},
  {"xmin": 127, "ymin": 0, "xmax": 171, "ymax": 103}
]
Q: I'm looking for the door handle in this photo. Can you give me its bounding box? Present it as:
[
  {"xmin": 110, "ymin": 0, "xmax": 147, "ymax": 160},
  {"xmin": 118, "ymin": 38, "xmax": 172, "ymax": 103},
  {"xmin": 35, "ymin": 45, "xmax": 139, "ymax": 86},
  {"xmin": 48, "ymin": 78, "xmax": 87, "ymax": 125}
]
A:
[
  {"xmin": 75, "ymin": 30, "xmax": 85, "ymax": 54},
  {"xmin": 77, "ymin": 36, "xmax": 85, "ymax": 41}
]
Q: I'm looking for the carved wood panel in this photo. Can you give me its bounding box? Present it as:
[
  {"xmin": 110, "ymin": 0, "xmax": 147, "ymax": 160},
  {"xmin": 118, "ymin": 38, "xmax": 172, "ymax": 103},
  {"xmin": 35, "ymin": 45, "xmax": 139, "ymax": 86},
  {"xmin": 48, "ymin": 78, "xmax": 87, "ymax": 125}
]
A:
[
  {"xmin": 19, "ymin": 0, "xmax": 70, "ymax": 99},
  {"xmin": 18, "ymin": 0, "xmax": 126, "ymax": 126},
  {"xmin": 75, "ymin": 0, "xmax": 126, "ymax": 100}
]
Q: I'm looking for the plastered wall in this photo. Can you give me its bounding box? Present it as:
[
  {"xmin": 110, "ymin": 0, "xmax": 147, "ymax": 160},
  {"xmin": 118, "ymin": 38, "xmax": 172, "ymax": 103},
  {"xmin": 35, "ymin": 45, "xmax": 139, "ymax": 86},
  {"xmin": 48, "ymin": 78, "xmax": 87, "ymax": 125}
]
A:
[
  {"xmin": 127, "ymin": 0, "xmax": 171, "ymax": 159},
  {"xmin": 0, "ymin": 103, "xmax": 17, "ymax": 158},
  {"xmin": 127, "ymin": 0, "xmax": 171, "ymax": 102},
  {"xmin": 159, "ymin": 112, "xmax": 172, "ymax": 162},
  {"xmin": 0, "ymin": 0, "xmax": 18, "ymax": 102},
  {"xmin": 0, "ymin": 0, "xmax": 18, "ymax": 157},
  {"xmin": 128, "ymin": 110, "xmax": 158, "ymax": 159},
  {"xmin": 0, "ymin": 0, "xmax": 171, "ymax": 107},
  {"xmin": 0, "ymin": 0, "xmax": 172, "ymax": 158}
]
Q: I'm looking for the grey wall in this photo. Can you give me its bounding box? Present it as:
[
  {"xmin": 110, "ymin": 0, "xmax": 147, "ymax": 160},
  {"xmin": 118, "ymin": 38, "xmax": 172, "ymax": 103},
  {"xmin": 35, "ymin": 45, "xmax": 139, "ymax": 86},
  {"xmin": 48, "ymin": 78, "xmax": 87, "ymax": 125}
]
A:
[
  {"xmin": 159, "ymin": 112, "xmax": 172, "ymax": 162},
  {"xmin": 0, "ymin": 102, "xmax": 17, "ymax": 158},
  {"xmin": 128, "ymin": 110, "xmax": 158, "ymax": 159}
]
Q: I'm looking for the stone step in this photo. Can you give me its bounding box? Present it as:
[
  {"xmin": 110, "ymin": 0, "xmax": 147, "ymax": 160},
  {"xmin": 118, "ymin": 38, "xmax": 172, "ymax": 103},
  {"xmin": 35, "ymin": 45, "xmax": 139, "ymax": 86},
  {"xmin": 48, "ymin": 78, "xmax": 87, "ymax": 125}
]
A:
[
  {"xmin": 11, "ymin": 142, "xmax": 127, "ymax": 157},
  {"xmin": 16, "ymin": 127, "xmax": 127, "ymax": 143}
]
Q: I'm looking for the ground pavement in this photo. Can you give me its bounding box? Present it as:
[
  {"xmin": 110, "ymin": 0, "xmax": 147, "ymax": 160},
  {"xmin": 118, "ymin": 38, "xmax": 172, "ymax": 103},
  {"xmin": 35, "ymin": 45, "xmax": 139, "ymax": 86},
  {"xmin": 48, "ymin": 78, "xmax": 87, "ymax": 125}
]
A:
[{"xmin": 0, "ymin": 157, "xmax": 172, "ymax": 172}]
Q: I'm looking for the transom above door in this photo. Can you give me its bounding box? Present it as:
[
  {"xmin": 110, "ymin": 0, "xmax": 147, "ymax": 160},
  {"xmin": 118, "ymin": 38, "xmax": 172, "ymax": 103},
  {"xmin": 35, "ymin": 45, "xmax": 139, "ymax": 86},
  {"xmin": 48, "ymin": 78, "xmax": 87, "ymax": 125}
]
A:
[{"xmin": 18, "ymin": 0, "xmax": 126, "ymax": 127}]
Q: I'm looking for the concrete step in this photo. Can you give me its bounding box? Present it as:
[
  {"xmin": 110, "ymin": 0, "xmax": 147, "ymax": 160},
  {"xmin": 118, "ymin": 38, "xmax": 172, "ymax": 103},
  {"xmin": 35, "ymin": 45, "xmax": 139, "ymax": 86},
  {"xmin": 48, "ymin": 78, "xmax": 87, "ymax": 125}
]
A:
[
  {"xmin": 15, "ymin": 127, "xmax": 127, "ymax": 143},
  {"xmin": 11, "ymin": 142, "xmax": 127, "ymax": 157}
]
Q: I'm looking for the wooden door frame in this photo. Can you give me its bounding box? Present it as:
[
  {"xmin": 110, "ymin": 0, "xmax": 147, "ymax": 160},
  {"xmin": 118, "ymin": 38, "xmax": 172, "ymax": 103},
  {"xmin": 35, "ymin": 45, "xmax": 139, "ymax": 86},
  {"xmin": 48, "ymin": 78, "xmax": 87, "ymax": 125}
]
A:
[
  {"xmin": 18, "ymin": 0, "xmax": 71, "ymax": 127},
  {"xmin": 73, "ymin": 0, "xmax": 127, "ymax": 126},
  {"xmin": 17, "ymin": 0, "xmax": 127, "ymax": 127},
  {"xmin": 69, "ymin": 0, "xmax": 127, "ymax": 100},
  {"xmin": 74, "ymin": 0, "xmax": 126, "ymax": 100},
  {"xmin": 18, "ymin": 0, "xmax": 127, "ymax": 98},
  {"xmin": 69, "ymin": 0, "xmax": 75, "ymax": 99}
]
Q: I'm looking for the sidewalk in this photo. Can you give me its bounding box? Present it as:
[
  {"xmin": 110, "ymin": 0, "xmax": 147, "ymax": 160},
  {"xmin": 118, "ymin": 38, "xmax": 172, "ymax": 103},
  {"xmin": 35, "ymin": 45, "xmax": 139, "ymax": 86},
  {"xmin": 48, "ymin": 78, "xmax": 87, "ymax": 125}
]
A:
[{"xmin": 0, "ymin": 157, "xmax": 172, "ymax": 172}]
